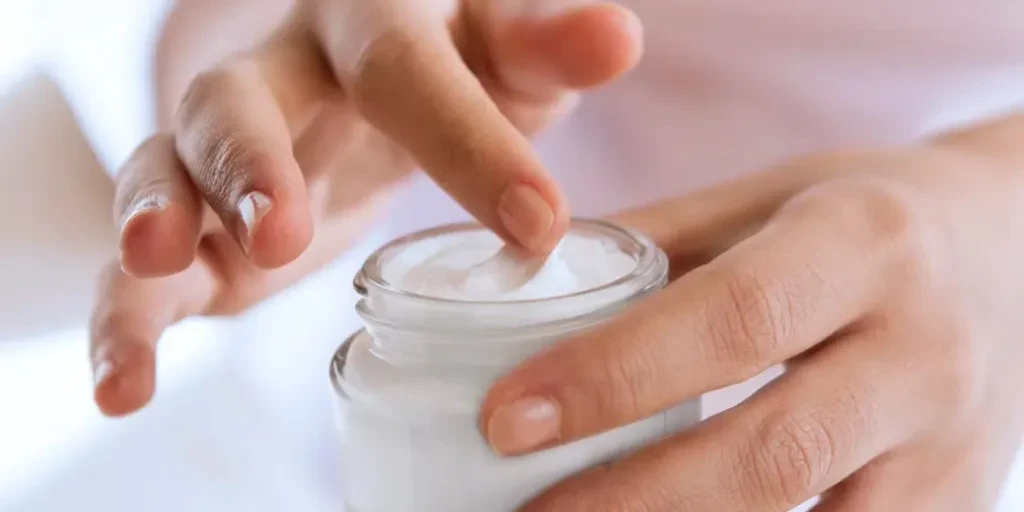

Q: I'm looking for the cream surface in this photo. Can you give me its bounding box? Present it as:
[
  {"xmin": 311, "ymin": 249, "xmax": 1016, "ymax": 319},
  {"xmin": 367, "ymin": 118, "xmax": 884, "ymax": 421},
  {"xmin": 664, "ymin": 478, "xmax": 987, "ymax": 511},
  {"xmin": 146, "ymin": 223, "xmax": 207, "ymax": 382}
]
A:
[{"xmin": 385, "ymin": 231, "xmax": 637, "ymax": 301}]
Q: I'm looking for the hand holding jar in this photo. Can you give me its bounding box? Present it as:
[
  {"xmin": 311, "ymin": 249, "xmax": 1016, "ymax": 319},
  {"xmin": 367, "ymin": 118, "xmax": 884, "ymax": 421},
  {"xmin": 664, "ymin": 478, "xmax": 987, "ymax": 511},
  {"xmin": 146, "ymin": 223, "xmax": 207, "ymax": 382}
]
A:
[
  {"xmin": 90, "ymin": 0, "xmax": 643, "ymax": 415},
  {"xmin": 483, "ymin": 118, "xmax": 1024, "ymax": 511}
]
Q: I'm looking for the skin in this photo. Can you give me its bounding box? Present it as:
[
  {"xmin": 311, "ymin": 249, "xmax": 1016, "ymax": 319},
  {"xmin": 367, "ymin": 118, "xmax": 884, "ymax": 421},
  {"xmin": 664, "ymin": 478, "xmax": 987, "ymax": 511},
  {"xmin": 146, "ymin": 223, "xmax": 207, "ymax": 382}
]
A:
[
  {"xmin": 90, "ymin": 0, "xmax": 643, "ymax": 415},
  {"xmin": 480, "ymin": 118, "xmax": 1024, "ymax": 510},
  {"xmin": 91, "ymin": 0, "xmax": 1024, "ymax": 509}
]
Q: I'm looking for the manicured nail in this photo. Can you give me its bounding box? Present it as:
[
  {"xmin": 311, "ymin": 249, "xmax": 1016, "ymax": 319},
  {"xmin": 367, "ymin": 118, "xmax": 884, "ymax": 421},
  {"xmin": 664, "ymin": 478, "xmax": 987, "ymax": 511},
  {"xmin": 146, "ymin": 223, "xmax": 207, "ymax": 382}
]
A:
[
  {"xmin": 499, "ymin": 0, "xmax": 590, "ymax": 20},
  {"xmin": 620, "ymin": 8, "xmax": 644, "ymax": 43},
  {"xmin": 93, "ymin": 359, "xmax": 116, "ymax": 388},
  {"xmin": 486, "ymin": 395, "xmax": 561, "ymax": 456},
  {"xmin": 119, "ymin": 194, "xmax": 168, "ymax": 236},
  {"xmin": 236, "ymin": 191, "xmax": 272, "ymax": 254},
  {"xmin": 498, "ymin": 184, "xmax": 555, "ymax": 252}
]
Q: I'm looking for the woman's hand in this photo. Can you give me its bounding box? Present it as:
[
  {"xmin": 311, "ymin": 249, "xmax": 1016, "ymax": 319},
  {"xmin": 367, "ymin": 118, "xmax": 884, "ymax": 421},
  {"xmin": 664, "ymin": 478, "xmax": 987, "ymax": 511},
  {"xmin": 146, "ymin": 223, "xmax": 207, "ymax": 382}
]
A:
[
  {"xmin": 482, "ymin": 118, "xmax": 1024, "ymax": 511},
  {"xmin": 90, "ymin": 0, "xmax": 643, "ymax": 417}
]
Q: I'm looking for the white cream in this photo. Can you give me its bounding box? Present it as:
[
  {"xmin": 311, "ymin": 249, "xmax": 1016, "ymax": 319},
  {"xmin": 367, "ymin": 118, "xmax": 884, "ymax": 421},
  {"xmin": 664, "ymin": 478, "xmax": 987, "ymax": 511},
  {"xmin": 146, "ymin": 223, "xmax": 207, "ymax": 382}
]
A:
[
  {"xmin": 332, "ymin": 220, "xmax": 701, "ymax": 512},
  {"xmin": 385, "ymin": 231, "xmax": 637, "ymax": 301}
]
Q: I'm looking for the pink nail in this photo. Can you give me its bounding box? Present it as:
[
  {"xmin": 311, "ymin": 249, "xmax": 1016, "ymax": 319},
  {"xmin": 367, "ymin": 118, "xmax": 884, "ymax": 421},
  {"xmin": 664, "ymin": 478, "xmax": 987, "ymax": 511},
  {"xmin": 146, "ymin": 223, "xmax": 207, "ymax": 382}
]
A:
[
  {"xmin": 93, "ymin": 359, "xmax": 115, "ymax": 388},
  {"xmin": 498, "ymin": 184, "xmax": 555, "ymax": 252},
  {"xmin": 119, "ymin": 194, "xmax": 168, "ymax": 235},
  {"xmin": 498, "ymin": 0, "xmax": 591, "ymax": 20},
  {"xmin": 236, "ymin": 191, "xmax": 272, "ymax": 254},
  {"xmin": 486, "ymin": 395, "xmax": 561, "ymax": 456}
]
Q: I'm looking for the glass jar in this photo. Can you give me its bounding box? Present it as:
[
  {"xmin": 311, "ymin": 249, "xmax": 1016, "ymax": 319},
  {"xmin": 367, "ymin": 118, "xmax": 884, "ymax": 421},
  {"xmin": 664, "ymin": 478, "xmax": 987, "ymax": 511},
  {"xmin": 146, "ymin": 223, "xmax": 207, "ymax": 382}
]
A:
[{"xmin": 329, "ymin": 219, "xmax": 701, "ymax": 512}]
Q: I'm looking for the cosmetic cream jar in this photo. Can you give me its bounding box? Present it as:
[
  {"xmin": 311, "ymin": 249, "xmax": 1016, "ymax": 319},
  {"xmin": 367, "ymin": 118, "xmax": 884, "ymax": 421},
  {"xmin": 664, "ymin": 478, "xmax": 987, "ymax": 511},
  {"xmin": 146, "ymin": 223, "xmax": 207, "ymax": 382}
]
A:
[{"xmin": 330, "ymin": 219, "xmax": 701, "ymax": 512}]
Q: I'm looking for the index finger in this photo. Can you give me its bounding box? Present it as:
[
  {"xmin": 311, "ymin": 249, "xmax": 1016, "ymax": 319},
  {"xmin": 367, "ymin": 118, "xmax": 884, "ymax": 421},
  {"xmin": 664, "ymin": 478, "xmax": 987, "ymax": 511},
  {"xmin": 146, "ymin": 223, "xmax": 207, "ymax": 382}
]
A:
[
  {"xmin": 481, "ymin": 181, "xmax": 920, "ymax": 455},
  {"xmin": 309, "ymin": 0, "xmax": 568, "ymax": 254},
  {"xmin": 523, "ymin": 331, "xmax": 913, "ymax": 512}
]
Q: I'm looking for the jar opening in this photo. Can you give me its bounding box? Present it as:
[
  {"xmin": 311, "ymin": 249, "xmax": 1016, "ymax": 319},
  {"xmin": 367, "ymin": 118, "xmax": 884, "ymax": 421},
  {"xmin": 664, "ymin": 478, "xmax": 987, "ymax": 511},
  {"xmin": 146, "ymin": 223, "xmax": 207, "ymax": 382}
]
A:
[
  {"xmin": 350, "ymin": 219, "xmax": 669, "ymax": 365},
  {"xmin": 352, "ymin": 218, "xmax": 667, "ymax": 366},
  {"xmin": 355, "ymin": 218, "xmax": 656, "ymax": 306}
]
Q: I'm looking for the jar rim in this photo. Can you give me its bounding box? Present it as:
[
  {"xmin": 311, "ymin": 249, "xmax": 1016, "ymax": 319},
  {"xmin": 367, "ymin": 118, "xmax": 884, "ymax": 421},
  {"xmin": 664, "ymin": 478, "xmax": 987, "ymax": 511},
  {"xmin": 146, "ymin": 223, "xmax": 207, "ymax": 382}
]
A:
[
  {"xmin": 347, "ymin": 218, "xmax": 670, "ymax": 367},
  {"xmin": 353, "ymin": 217, "xmax": 660, "ymax": 306}
]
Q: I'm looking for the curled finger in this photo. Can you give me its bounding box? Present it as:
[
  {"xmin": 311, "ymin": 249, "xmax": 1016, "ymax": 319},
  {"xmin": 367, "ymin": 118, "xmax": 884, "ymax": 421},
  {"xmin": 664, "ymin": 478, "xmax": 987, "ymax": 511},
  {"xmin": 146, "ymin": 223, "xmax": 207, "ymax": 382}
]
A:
[
  {"xmin": 115, "ymin": 133, "xmax": 203, "ymax": 277},
  {"xmin": 174, "ymin": 24, "xmax": 334, "ymax": 268},
  {"xmin": 524, "ymin": 330, "xmax": 929, "ymax": 512},
  {"xmin": 481, "ymin": 181, "xmax": 916, "ymax": 455}
]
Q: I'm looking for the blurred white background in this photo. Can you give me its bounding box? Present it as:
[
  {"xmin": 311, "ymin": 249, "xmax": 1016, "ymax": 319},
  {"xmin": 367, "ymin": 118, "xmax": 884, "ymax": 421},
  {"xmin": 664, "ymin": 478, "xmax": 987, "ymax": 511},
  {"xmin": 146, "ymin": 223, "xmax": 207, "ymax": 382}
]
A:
[
  {"xmin": 1, "ymin": 1, "xmax": 1022, "ymax": 511},
  {"xmin": 0, "ymin": 2, "xmax": 376, "ymax": 510}
]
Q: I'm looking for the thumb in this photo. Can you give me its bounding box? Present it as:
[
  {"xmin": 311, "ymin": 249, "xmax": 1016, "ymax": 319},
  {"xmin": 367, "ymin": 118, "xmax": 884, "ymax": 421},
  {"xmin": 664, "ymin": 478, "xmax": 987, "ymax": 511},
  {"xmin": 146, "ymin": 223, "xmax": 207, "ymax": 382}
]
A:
[{"xmin": 89, "ymin": 260, "xmax": 216, "ymax": 416}]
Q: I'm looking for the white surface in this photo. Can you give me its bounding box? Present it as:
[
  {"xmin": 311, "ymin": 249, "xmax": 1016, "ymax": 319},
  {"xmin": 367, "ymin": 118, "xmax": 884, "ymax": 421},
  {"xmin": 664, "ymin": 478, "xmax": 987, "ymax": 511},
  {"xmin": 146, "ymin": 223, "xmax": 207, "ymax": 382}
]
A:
[
  {"xmin": 0, "ymin": 243, "xmax": 373, "ymax": 511},
  {"xmin": 0, "ymin": 326, "xmax": 337, "ymax": 512},
  {"xmin": 389, "ymin": 229, "xmax": 636, "ymax": 301},
  {"xmin": 0, "ymin": 0, "xmax": 38, "ymax": 91},
  {"xmin": 0, "ymin": 322, "xmax": 228, "ymax": 502}
]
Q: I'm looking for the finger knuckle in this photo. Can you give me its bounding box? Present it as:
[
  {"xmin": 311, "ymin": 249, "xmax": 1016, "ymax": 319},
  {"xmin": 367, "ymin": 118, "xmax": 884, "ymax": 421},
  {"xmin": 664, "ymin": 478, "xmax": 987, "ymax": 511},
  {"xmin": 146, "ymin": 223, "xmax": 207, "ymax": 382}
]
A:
[
  {"xmin": 90, "ymin": 271, "xmax": 153, "ymax": 347},
  {"xmin": 176, "ymin": 68, "xmax": 273, "ymax": 208},
  {"xmin": 597, "ymin": 338, "xmax": 655, "ymax": 424},
  {"xmin": 124, "ymin": 133, "xmax": 172, "ymax": 167},
  {"xmin": 743, "ymin": 411, "xmax": 837, "ymax": 507},
  {"xmin": 844, "ymin": 181, "xmax": 921, "ymax": 247},
  {"xmin": 90, "ymin": 308, "xmax": 132, "ymax": 346},
  {"xmin": 119, "ymin": 135, "xmax": 170, "ymax": 183},
  {"xmin": 193, "ymin": 134, "xmax": 268, "ymax": 206},
  {"xmin": 115, "ymin": 135, "xmax": 175, "ymax": 205},
  {"xmin": 350, "ymin": 26, "xmax": 422, "ymax": 104},
  {"xmin": 177, "ymin": 68, "xmax": 233, "ymax": 132},
  {"xmin": 120, "ymin": 171, "xmax": 177, "ymax": 203},
  {"xmin": 196, "ymin": 235, "xmax": 265, "ymax": 315},
  {"xmin": 711, "ymin": 268, "xmax": 795, "ymax": 372},
  {"xmin": 803, "ymin": 179, "xmax": 935, "ymax": 276}
]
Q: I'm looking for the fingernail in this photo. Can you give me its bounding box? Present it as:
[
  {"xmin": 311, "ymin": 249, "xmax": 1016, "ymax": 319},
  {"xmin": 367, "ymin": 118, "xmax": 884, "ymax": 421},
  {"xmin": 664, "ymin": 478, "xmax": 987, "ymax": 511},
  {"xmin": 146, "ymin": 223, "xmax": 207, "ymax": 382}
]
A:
[
  {"xmin": 486, "ymin": 395, "xmax": 561, "ymax": 456},
  {"xmin": 498, "ymin": 184, "xmax": 555, "ymax": 251},
  {"xmin": 93, "ymin": 359, "xmax": 115, "ymax": 388},
  {"xmin": 236, "ymin": 191, "xmax": 272, "ymax": 254},
  {"xmin": 119, "ymin": 194, "xmax": 168, "ymax": 235},
  {"xmin": 500, "ymin": 0, "xmax": 590, "ymax": 20},
  {"xmin": 620, "ymin": 9, "xmax": 644, "ymax": 43}
]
